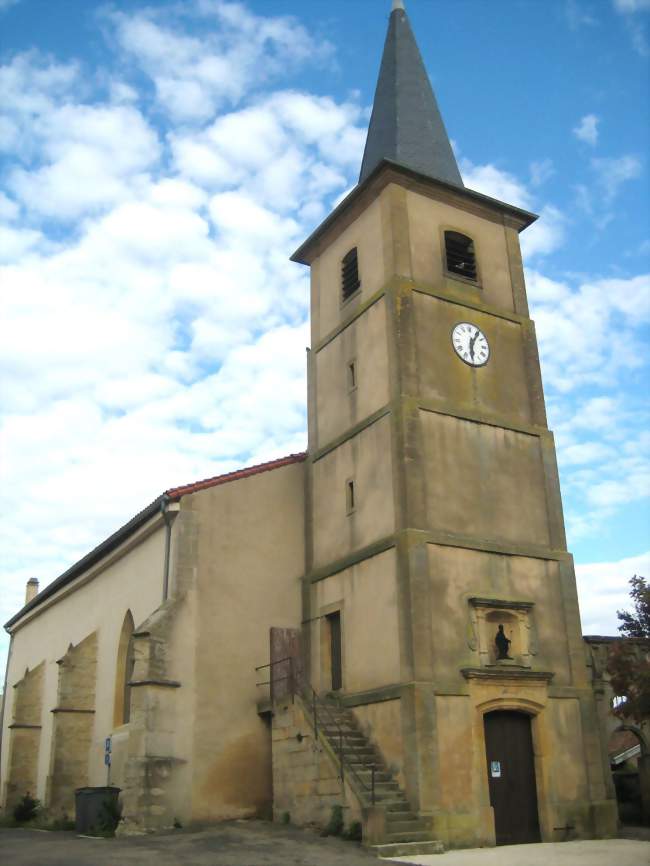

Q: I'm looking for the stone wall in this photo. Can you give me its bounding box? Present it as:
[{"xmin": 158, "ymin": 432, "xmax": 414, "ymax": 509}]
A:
[
  {"xmin": 271, "ymin": 696, "xmax": 361, "ymax": 831},
  {"xmin": 47, "ymin": 633, "xmax": 98, "ymax": 817},
  {"xmin": 5, "ymin": 662, "xmax": 44, "ymax": 809}
]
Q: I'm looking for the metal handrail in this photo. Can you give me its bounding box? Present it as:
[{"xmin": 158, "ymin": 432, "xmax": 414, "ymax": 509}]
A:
[{"xmin": 256, "ymin": 655, "xmax": 377, "ymax": 805}]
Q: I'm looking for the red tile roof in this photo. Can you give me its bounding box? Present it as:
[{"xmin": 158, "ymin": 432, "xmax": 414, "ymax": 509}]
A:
[{"xmin": 165, "ymin": 452, "xmax": 307, "ymax": 500}]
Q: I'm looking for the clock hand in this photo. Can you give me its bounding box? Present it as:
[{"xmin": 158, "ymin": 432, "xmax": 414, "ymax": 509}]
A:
[{"xmin": 469, "ymin": 329, "xmax": 479, "ymax": 361}]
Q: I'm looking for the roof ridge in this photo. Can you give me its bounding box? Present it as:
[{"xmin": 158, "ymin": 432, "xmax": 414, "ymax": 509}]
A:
[{"xmin": 165, "ymin": 451, "xmax": 307, "ymax": 499}]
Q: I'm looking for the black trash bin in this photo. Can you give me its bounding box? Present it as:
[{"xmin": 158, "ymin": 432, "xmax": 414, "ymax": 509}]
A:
[{"xmin": 74, "ymin": 786, "xmax": 121, "ymax": 835}]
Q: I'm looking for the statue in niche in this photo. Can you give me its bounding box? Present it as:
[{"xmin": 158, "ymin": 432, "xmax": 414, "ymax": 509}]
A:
[{"xmin": 495, "ymin": 624, "xmax": 512, "ymax": 660}]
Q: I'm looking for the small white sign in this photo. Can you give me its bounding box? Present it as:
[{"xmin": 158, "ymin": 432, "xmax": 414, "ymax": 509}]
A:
[{"xmin": 490, "ymin": 760, "xmax": 501, "ymax": 778}]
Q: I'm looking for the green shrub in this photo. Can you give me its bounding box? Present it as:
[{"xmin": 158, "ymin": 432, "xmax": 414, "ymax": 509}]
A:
[
  {"xmin": 343, "ymin": 820, "xmax": 362, "ymax": 841},
  {"xmin": 281, "ymin": 811, "xmax": 291, "ymax": 824},
  {"xmin": 47, "ymin": 816, "xmax": 75, "ymax": 831},
  {"xmin": 321, "ymin": 804, "xmax": 344, "ymax": 837},
  {"xmin": 13, "ymin": 794, "xmax": 40, "ymax": 824}
]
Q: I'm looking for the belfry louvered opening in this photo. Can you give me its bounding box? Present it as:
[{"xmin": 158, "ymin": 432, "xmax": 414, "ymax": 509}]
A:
[
  {"xmin": 341, "ymin": 247, "xmax": 361, "ymax": 301},
  {"xmin": 445, "ymin": 231, "xmax": 477, "ymax": 281}
]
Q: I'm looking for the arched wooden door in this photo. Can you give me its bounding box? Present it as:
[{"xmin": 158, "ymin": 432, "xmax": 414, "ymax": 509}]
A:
[{"xmin": 484, "ymin": 710, "xmax": 541, "ymax": 845}]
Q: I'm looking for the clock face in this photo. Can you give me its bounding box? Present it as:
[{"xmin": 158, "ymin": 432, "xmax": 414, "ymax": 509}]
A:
[{"xmin": 451, "ymin": 322, "xmax": 490, "ymax": 367}]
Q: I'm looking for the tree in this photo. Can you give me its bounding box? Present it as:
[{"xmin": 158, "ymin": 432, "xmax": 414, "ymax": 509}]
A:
[
  {"xmin": 607, "ymin": 575, "xmax": 650, "ymax": 723},
  {"xmin": 617, "ymin": 575, "xmax": 650, "ymax": 639}
]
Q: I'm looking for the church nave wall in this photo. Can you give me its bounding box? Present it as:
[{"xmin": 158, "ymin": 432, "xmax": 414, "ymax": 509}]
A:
[{"xmin": 1, "ymin": 519, "xmax": 167, "ymax": 812}]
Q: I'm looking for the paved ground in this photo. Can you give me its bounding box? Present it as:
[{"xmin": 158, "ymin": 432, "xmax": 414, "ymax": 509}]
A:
[
  {"xmin": 1, "ymin": 822, "xmax": 648, "ymax": 866},
  {"xmin": 0, "ymin": 821, "xmax": 378, "ymax": 866},
  {"xmin": 393, "ymin": 839, "xmax": 650, "ymax": 866}
]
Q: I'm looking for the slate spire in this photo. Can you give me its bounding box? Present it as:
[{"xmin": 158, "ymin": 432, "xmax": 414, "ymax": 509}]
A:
[{"xmin": 359, "ymin": 1, "xmax": 463, "ymax": 187}]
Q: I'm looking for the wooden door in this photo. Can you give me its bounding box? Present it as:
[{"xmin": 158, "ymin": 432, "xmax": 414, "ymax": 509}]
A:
[
  {"xmin": 327, "ymin": 611, "xmax": 342, "ymax": 691},
  {"xmin": 484, "ymin": 710, "xmax": 540, "ymax": 845}
]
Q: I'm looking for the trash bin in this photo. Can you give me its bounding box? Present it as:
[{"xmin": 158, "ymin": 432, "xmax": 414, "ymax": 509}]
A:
[{"xmin": 74, "ymin": 786, "xmax": 121, "ymax": 835}]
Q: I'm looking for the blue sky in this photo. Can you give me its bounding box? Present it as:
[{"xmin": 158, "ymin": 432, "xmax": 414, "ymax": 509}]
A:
[{"xmin": 0, "ymin": 0, "xmax": 648, "ymax": 673}]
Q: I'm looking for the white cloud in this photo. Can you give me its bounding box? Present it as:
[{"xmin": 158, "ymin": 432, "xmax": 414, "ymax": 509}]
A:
[
  {"xmin": 566, "ymin": 0, "xmax": 599, "ymax": 29},
  {"xmin": 612, "ymin": 0, "xmax": 650, "ymax": 54},
  {"xmin": 530, "ymin": 158, "xmax": 555, "ymax": 187},
  {"xmin": 591, "ymin": 154, "xmax": 643, "ymax": 202},
  {"xmin": 8, "ymin": 104, "xmax": 160, "ymax": 219},
  {"xmin": 575, "ymin": 154, "xmax": 644, "ymax": 228},
  {"xmin": 170, "ymin": 90, "xmax": 363, "ymax": 208},
  {"xmin": 461, "ymin": 160, "xmax": 533, "ymax": 210},
  {"xmin": 573, "ymin": 113, "xmax": 600, "ymax": 146},
  {"xmin": 614, "ymin": 0, "xmax": 650, "ymax": 12},
  {"xmin": 0, "ymin": 51, "xmax": 80, "ymax": 155},
  {"xmin": 576, "ymin": 551, "xmax": 650, "ymax": 635},
  {"xmin": 520, "ymin": 205, "xmax": 566, "ymax": 259},
  {"xmin": 527, "ymin": 270, "xmax": 650, "ymax": 392},
  {"xmin": 461, "ymin": 159, "xmax": 566, "ymax": 259},
  {"xmin": 108, "ymin": 2, "xmax": 333, "ymax": 121},
  {"xmin": 550, "ymin": 392, "xmax": 650, "ymax": 541}
]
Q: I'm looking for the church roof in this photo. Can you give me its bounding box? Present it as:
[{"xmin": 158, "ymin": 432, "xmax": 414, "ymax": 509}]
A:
[
  {"xmin": 165, "ymin": 452, "xmax": 306, "ymax": 498},
  {"xmin": 5, "ymin": 452, "xmax": 307, "ymax": 630},
  {"xmin": 359, "ymin": 1, "xmax": 463, "ymax": 187}
]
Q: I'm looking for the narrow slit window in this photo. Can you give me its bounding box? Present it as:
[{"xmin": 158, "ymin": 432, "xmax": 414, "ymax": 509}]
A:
[
  {"xmin": 341, "ymin": 247, "xmax": 361, "ymax": 301},
  {"xmin": 348, "ymin": 360, "xmax": 357, "ymax": 391},
  {"xmin": 444, "ymin": 231, "xmax": 477, "ymax": 281},
  {"xmin": 346, "ymin": 479, "xmax": 355, "ymax": 513}
]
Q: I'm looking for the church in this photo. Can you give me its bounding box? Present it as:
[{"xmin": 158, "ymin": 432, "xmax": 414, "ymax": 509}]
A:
[{"xmin": 0, "ymin": 2, "xmax": 619, "ymax": 853}]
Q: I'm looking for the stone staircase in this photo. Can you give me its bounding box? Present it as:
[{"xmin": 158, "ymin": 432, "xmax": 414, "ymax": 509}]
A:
[{"xmin": 313, "ymin": 700, "xmax": 444, "ymax": 858}]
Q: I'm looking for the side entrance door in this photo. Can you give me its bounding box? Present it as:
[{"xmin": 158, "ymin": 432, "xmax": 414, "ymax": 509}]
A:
[{"xmin": 484, "ymin": 710, "xmax": 541, "ymax": 845}]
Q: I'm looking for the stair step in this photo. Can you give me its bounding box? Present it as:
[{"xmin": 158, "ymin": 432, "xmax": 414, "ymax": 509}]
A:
[
  {"xmin": 355, "ymin": 771, "xmax": 392, "ymax": 783},
  {"xmin": 385, "ymin": 830, "xmax": 437, "ymax": 844},
  {"xmin": 385, "ymin": 802, "xmax": 412, "ymax": 813},
  {"xmin": 385, "ymin": 819, "xmax": 430, "ymax": 834},
  {"xmin": 371, "ymin": 792, "xmax": 409, "ymax": 803},
  {"xmin": 321, "ymin": 728, "xmax": 368, "ymax": 746},
  {"xmin": 372, "ymin": 840, "xmax": 445, "ymax": 858}
]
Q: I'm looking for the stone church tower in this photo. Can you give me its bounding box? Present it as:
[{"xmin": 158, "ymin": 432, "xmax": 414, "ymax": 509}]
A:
[
  {"xmin": 288, "ymin": 0, "xmax": 618, "ymax": 849},
  {"xmin": 1, "ymin": 1, "xmax": 620, "ymax": 850}
]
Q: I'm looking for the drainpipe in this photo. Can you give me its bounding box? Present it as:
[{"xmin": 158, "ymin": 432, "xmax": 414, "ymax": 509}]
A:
[
  {"xmin": 0, "ymin": 631, "xmax": 15, "ymax": 797},
  {"xmin": 160, "ymin": 497, "xmax": 180, "ymax": 602}
]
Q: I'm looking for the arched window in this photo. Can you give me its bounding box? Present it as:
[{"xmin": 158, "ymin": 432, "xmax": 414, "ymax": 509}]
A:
[
  {"xmin": 113, "ymin": 610, "xmax": 135, "ymax": 726},
  {"xmin": 341, "ymin": 247, "xmax": 360, "ymax": 301},
  {"xmin": 444, "ymin": 231, "xmax": 477, "ymax": 281}
]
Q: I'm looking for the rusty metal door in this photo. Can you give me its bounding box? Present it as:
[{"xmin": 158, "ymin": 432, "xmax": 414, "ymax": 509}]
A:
[{"xmin": 484, "ymin": 710, "xmax": 541, "ymax": 845}]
